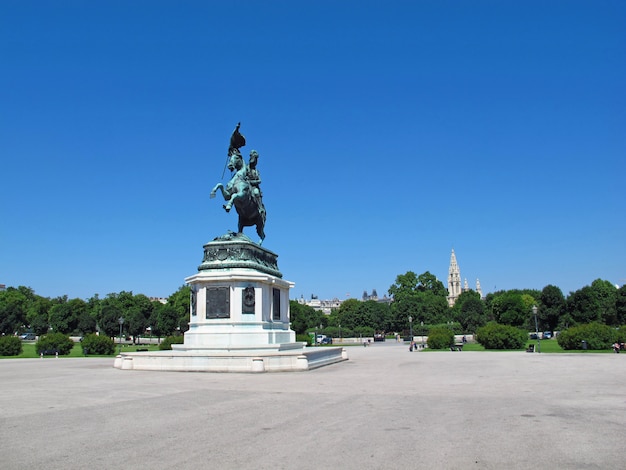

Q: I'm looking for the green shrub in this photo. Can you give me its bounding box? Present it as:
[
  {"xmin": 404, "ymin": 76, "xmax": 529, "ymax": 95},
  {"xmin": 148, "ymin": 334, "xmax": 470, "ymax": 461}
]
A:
[
  {"xmin": 354, "ymin": 326, "xmax": 375, "ymax": 337},
  {"xmin": 427, "ymin": 327, "xmax": 454, "ymax": 349},
  {"xmin": 0, "ymin": 336, "xmax": 23, "ymax": 356},
  {"xmin": 81, "ymin": 334, "xmax": 115, "ymax": 355},
  {"xmin": 296, "ymin": 334, "xmax": 312, "ymax": 345},
  {"xmin": 615, "ymin": 325, "xmax": 626, "ymax": 344},
  {"xmin": 159, "ymin": 335, "xmax": 184, "ymax": 350},
  {"xmin": 36, "ymin": 332, "xmax": 74, "ymax": 355},
  {"xmin": 476, "ymin": 322, "xmax": 526, "ymax": 349},
  {"xmin": 557, "ymin": 323, "xmax": 616, "ymax": 350}
]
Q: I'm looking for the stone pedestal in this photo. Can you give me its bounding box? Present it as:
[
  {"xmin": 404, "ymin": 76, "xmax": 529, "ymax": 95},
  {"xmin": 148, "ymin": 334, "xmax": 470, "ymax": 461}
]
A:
[
  {"xmin": 114, "ymin": 234, "xmax": 347, "ymax": 372},
  {"xmin": 179, "ymin": 268, "xmax": 295, "ymax": 349}
]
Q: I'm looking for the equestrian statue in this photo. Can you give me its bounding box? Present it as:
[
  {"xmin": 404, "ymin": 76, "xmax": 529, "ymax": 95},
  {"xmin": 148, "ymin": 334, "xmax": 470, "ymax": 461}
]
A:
[{"xmin": 210, "ymin": 123, "xmax": 267, "ymax": 244}]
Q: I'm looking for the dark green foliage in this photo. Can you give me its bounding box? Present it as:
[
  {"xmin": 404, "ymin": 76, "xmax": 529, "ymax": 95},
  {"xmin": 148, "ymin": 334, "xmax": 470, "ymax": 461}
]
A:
[
  {"xmin": 167, "ymin": 285, "xmax": 191, "ymax": 333},
  {"xmin": 0, "ymin": 336, "xmax": 23, "ymax": 356},
  {"xmin": 98, "ymin": 298, "xmax": 124, "ymax": 338},
  {"xmin": 475, "ymin": 322, "xmax": 527, "ymax": 349},
  {"xmin": 490, "ymin": 292, "xmax": 532, "ymax": 327},
  {"xmin": 540, "ymin": 285, "xmax": 565, "ymax": 332},
  {"xmin": 296, "ymin": 334, "xmax": 311, "ymax": 345},
  {"xmin": 616, "ymin": 286, "xmax": 626, "ymax": 326},
  {"xmin": 289, "ymin": 300, "xmax": 325, "ymax": 335},
  {"xmin": 0, "ymin": 287, "xmax": 29, "ymax": 335},
  {"xmin": 81, "ymin": 333, "xmax": 114, "ymax": 355},
  {"xmin": 427, "ymin": 326, "xmax": 454, "ymax": 349},
  {"xmin": 155, "ymin": 303, "xmax": 180, "ymax": 338},
  {"xmin": 556, "ymin": 323, "xmax": 617, "ymax": 350},
  {"xmin": 36, "ymin": 332, "xmax": 74, "ymax": 355},
  {"xmin": 615, "ymin": 325, "xmax": 626, "ymax": 344},
  {"xmin": 451, "ymin": 290, "xmax": 488, "ymax": 333},
  {"xmin": 49, "ymin": 297, "xmax": 89, "ymax": 334},
  {"xmin": 353, "ymin": 326, "xmax": 375, "ymax": 337},
  {"xmin": 388, "ymin": 271, "xmax": 449, "ymax": 332},
  {"xmin": 158, "ymin": 335, "xmax": 184, "ymax": 350},
  {"xmin": 565, "ymin": 280, "xmax": 618, "ymax": 326}
]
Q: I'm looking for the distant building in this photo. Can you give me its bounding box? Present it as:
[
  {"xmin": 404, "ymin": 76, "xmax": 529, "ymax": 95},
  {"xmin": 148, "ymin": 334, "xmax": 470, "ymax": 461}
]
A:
[
  {"xmin": 297, "ymin": 289, "xmax": 391, "ymax": 315},
  {"xmin": 362, "ymin": 289, "xmax": 392, "ymax": 305},
  {"xmin": 297, "ymin": 295, "xmax": 342, "ymax": 315},
  {"xmin": 0, "ymin": 284, "xmax": 6, "ymax": 292},
  {"xmin": 447, "ymin": 250, "xmax": 462, "ymax": 307},
  {"xmin": 447, "ymin": 249, "xmax": 482, "ymax": 306},
  {"xmin": 149, "ymin": 297, "xmax": 168, "ymax": 304}
]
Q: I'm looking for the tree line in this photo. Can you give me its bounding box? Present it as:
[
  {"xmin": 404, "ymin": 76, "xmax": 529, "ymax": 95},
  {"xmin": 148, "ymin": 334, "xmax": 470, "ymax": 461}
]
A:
[
  {"xmin": 0, "ymin": 285, "xmax": 190, "ymax": 341},
  {"xmin": 2, "ymin": 272, "xmax": 624, "ymax": 339},
  {"xmin": 289, "ymin": 271, "xmax": 626, "ymax": 336}
]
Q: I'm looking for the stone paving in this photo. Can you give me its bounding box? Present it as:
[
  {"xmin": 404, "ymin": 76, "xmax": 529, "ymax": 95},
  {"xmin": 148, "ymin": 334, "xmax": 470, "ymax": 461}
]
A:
[{"xmin": 1, "ymin": 342, "xmax": 624, "ymax": 469}]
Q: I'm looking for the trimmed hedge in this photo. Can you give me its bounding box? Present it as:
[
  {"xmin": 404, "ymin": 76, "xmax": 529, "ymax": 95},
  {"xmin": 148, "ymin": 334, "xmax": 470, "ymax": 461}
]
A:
[
  {"xmin": 476, "ymin": 322, "xmax": 526, "ymax": 349},
  {"xmin": 159, "ymin": 335, "xmax": 184, "ymax": 350},
  {"xmin": 427, "ymin": 327, "xmax": 454, "ymax": 349},
  {"xmin": 557, "ymin": 323, "xmax": 616, "ymax": 350},
  {"xmin": 81, "ymin": 333, "xmax": 115, "ymax": 355},
  {"xmin": 36, "ymin": 332, "xmax": 74, "ymax": 355},
  {"xmin": 0, "ymin": 336, "xmax": 23, "ymax": 356},
  {"xmin": 296, "ymin": 334, "xmax": 312, "ymax": 346}
]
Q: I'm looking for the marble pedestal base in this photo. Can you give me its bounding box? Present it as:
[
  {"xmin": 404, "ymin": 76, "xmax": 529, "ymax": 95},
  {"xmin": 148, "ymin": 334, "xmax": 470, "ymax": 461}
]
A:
[
  {"xmin": 114, "ymin": 237, "xmax": 348, "ymax": 372},
  {"xmin": 113, "ymin": 345, "xmax": 348, "ymax": 372}
]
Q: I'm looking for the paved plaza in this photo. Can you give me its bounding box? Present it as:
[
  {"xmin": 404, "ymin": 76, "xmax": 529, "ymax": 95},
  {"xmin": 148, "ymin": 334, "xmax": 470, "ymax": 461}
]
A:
[{"xmin": 1, "ymin": 342, "xmax": 624, "ymax": 469}]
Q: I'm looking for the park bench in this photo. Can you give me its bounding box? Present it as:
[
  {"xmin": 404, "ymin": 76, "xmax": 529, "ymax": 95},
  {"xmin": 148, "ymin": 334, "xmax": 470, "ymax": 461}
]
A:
[
  {"xmin": 40, "ymin": 349, "xmax": 58, "ymax": 356},
  {"xmin": 526, "ymin": 344, "xmax": 535, "ymax": 353},
  {"xmin": 450, "ymin": 344, "xmax": 464, "ymax": 351}
]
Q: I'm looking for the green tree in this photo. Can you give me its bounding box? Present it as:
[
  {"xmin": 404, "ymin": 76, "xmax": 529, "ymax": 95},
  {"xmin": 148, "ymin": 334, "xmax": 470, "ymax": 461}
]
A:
[
  {"xmin": 289, "ymin": 301, "xmax": 322, "ymax": 335},
  {"xmin": 49, "ymin": 297, "xmax": 88, "ymax": 334},
  {"xmin": 416, "ymin": 271, "xmax": 447, "ymax": 297},
  {"xmin": 491, "ymin": 291, "xmax": 536, "ymax": 328},
  {"xmin": 616, "ymin": 285, "xmax": 626, "ymax": 326},
  {"xmin": 566, "ymin": 285, "xmax": 602, "ymax": 325},
  {"xmin": 0, "ymin": 287, "xmax": 29, "ymax": 335},
  {"xmin": 168, "ymin": 285, "xmax": 191, "ymax": 333},
  {"xmin": 125, "ymin": 294, "xmax": 154, "ymax": 343},
  {"xmin": 98, "ymin": 294, "xmax": 125, "ymax": 338},
  {"xmin": 363, "ymin": 300, "xmax": 391, "ymax": 332},
  {"xmin": 388, "ymin": 271, "xmax": 449, "ymax": 332},
  {"xmin": 453, "ymin": 292, "xmax": 487, "ymax": 333},
  {"xmin": 26, "ymin": 295, "xmax": 52, "ymax": 335},
  {"xmin": 155, "ymin": 303, "xmax": 180, "ymax": 337},
  {"xmin": 591, "ymin": 279, "xmax": 618, "ymax": 325},
  {"xmin": 335, "ymin": 298, "xmax": 365, "ymax": 331},
  {"xmin": 539, "ymin": 285, "xmax": 565, "ymax": 332}
]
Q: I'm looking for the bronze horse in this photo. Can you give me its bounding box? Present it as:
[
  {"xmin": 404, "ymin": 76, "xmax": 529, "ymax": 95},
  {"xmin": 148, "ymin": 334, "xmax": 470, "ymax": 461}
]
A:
[{"xmin": 210, "ymin": 152, "xmax": 266, "ymax": 244}]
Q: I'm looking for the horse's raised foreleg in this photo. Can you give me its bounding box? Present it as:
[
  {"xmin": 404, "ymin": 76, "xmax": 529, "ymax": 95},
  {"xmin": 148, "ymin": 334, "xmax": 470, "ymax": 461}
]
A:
[{"xmin": 210, "ymin": 184, "xmax": 227, "ymax": 201}]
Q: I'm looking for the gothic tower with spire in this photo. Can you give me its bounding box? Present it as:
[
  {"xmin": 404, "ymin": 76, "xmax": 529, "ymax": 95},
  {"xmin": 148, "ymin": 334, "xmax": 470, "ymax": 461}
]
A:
[{"xmin": 447, "ymin": 249, "xmax": 462, "ymax": 307}]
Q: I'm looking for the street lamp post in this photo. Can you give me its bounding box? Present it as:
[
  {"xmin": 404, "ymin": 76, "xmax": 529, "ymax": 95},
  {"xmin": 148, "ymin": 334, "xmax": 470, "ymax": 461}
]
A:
[
  {"xmin": 408, "ymin": 316, "xmax": 413, "ymax": 341},
  {"xmin": 532, "ymin": 305, "xmax": 540, "ymax": 353},
  {"xmin": 118, "ymin": 317, "xmax": 125, "ymax": 354},
  {"xmin": 421, "ymin": 321, "xmax": 424, "ymax": 347},
  {"xmin": 339, "ymin": 323, "xmax": 341, "ymax": 343}
]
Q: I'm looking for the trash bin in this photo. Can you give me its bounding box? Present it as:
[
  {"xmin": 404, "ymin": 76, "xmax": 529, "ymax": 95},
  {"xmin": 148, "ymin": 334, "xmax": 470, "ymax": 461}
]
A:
[
  {"xmin": 581, "ymin": 340, "xmax": 587, "ymax": 350},
  {"xmin": 83, "ymin": 347, "xmax": 89, "ymax": 355}
]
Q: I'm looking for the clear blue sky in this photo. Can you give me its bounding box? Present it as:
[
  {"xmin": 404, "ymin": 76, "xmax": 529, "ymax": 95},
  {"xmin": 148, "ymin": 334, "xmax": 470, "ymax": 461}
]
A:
[{"xmin": 2, "ymin": 1, "xmax": 624, "ymax": 301}]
